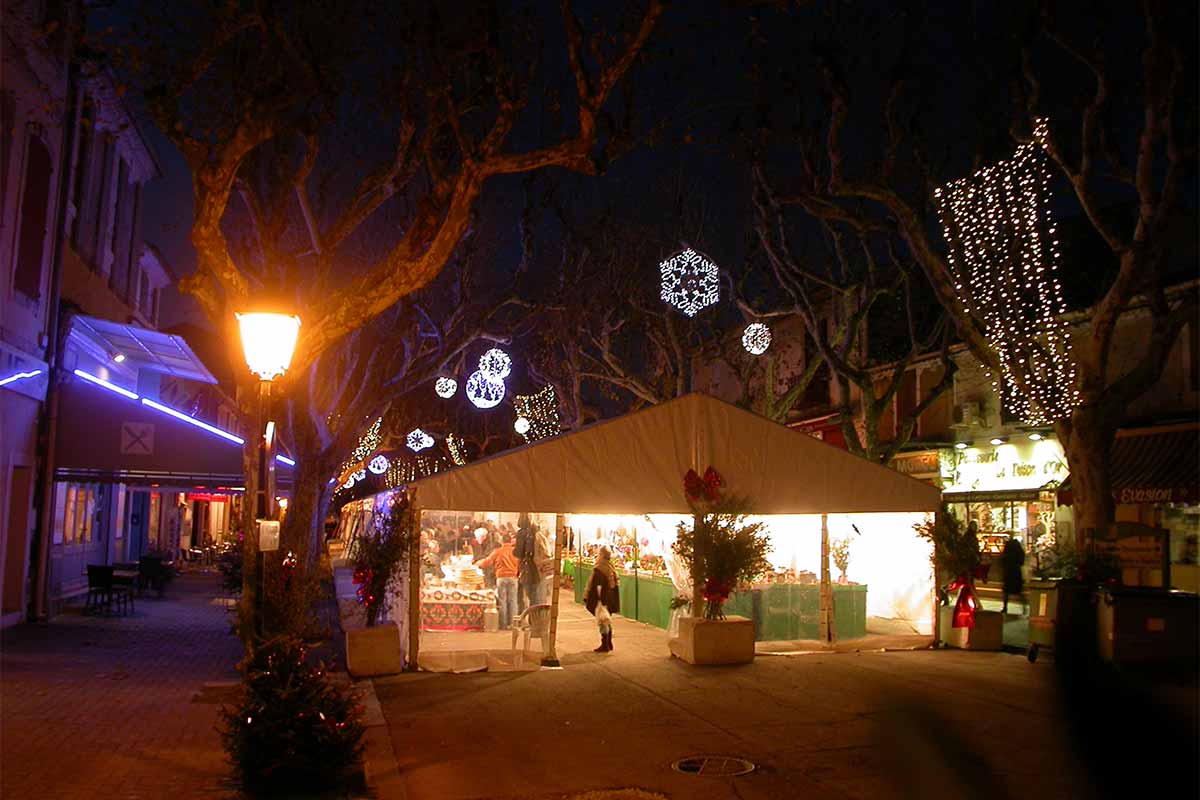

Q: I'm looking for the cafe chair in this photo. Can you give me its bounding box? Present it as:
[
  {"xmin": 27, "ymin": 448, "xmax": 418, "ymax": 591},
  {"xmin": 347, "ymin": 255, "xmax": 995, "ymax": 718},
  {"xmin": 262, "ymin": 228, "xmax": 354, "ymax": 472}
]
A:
[
  {"xmin": 85, "ymin": 565, "xmax": 115, "ymax": 614},
  {"xmin": 511, "ymin": 603, "xmax": 552, "ymax": 654}
]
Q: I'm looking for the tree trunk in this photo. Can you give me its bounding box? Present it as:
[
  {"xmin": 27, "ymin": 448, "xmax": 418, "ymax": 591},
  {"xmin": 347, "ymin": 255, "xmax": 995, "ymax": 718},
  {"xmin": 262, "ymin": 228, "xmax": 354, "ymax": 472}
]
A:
[
  {"xmin": 1058, "ymin": 403, "xmax": 1120, "ymax": 547},
  {"xmin": 280, "ymin": 456, "xmax": 332, "ymax": 567}
]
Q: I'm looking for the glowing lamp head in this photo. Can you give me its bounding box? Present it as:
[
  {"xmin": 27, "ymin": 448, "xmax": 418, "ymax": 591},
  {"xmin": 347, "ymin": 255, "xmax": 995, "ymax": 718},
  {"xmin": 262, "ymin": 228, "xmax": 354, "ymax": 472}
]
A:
[
  {"xmin": 954, "ymin": 442, "xmax": 968, "ymax": 450},
  {"xmin": 989, "ymin": 437, "xmax": 1005, "ymax": 446},
  {"xmin": 1028, "ymin": 432, "xmax": 1043, "ymax": 441},
  {"xmin": 112, "ymin": 353, "xmax": 126, "ymax": 364},
  {"xmin": 235, "ymin": 312, "xmax": 301, "ymax": 381}
]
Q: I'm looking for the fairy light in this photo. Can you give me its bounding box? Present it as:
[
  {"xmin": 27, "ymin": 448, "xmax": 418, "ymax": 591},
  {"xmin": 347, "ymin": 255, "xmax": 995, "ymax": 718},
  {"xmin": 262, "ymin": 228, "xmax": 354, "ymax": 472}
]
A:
[
  {"xmin": 741, "ymin": 322, "xmax": 772, "ymax": 355},
  {"xmin": 434, "ymin": 377, "xmax": 457, "ymax": 398},
  {"xmin": 478, "ymin": 348, "xmax": 512, "ymax": 380},
  {"xmin": 348, "ymin": 417, "xmax": 382, "ymax": 465},
  {"xmin": 447, "ymin": 433, "xmax": 468, "ymax": 466},
  {"xmin": 512, "ymin": 385, "xmax": 561, "ymax": 443},
  {"xmin": 934, "ymin": 118, "xmax": 1079, "ymax": 425},
  {"xmin": 384, "ymin": 453, "xmax": 447, "ymax": 488},
  {"xmin": 406, "ymin": 428, "xmax": 434, "ymax": 452},
  {"xmin": 659, "ymin": 248, "xmax": 719, "ymax": 317}
]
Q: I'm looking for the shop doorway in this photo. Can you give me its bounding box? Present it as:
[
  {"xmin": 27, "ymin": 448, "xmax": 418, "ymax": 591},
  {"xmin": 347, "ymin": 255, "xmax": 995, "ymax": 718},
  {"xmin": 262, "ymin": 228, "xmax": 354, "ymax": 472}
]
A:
[{"xmin": 2, "ymin": 466, "xmax": 33, "ymax": 615}]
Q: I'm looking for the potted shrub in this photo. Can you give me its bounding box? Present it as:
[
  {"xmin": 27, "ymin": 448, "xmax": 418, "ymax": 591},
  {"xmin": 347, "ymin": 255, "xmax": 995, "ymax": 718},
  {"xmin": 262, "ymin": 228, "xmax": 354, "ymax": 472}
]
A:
[
  {"xmin": 344, "ymin": 496, "xmax": 414, "ymax": 677},
  {"xmin": 832, "ymin": 537, "xmax": 852, "ymax": 584},
  {"xmin": 915, "ymin": 509, "xmax": 1001, "ymax": 650},
  {"xmin": 668, "ymin": 498, "xmax": 771, "ymax": 665}
]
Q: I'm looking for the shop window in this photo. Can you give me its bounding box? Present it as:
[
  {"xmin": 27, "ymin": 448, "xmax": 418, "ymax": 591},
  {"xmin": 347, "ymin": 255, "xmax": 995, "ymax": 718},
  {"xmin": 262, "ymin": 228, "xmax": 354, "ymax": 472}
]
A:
[
  {"xmin": 148, "ymin": 492, "xmax": 161, "ymax": 547},
  {"xmin": 13, "ymin": 134, "xmax": 53, "ymax": 300}
]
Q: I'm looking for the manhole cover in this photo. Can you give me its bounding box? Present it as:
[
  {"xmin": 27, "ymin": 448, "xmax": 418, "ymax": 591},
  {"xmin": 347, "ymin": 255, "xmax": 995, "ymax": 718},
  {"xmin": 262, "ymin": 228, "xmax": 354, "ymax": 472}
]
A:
[{"xmin": 671, "ymin": 756, "xmax": 755, "ymax": 777}]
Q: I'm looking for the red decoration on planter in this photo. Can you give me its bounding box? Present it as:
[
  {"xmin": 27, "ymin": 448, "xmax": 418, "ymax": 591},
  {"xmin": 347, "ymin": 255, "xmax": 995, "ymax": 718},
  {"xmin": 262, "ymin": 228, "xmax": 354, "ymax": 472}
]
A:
[{"xmin": 946, "ymin": 575, "xmax": 979, "ymax": 628}]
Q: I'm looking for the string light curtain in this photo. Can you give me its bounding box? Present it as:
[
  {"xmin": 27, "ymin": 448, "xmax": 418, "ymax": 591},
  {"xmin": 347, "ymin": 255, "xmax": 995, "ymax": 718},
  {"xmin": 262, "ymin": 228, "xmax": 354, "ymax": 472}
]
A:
[
  {"xmin": 934, "ymin": 119, "xmax": 1080, "ymax": 425},
  {"xmin": 512, "ymin": 385, "xmax": 562, "ymax": 443},
  {"xmin": 446, "ymin": 434, "xmax": 468, "ymax": 466}
]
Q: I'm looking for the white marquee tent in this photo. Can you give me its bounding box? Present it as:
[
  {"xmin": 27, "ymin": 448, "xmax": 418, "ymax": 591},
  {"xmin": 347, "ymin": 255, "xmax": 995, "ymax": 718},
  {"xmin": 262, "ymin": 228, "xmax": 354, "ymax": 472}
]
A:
[{"xmin": 408, "ymin": 393, "xmax": 940, "ymax": 514}]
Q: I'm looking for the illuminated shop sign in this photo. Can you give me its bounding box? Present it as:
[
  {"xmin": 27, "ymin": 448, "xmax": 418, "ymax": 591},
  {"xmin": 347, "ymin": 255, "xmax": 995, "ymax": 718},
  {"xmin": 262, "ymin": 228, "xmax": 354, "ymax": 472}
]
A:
[{"xmin": 942, "ymin": 439, "xmax": 1066, "ymax": 494}]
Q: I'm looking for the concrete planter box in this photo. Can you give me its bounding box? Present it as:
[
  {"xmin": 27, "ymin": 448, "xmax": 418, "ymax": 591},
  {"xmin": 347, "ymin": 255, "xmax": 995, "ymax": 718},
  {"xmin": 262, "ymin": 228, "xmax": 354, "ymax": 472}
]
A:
[
  {"xmin": 939, "ymin": 606, "xmax": 1003, "ymax": 650},
  {"xmin": 668, "ymin": 615, "xmax": 755, "ymax": 665},
  {"xmin": 346, "ymin": 623, "xmax": 403, "ymax": 677}
]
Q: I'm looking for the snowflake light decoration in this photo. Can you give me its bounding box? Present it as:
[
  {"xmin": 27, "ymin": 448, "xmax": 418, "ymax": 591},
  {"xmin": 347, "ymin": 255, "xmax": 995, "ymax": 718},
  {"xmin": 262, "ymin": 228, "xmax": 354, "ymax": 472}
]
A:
[
  {"xmin": 659, "ymin": 248, "xmax": 719, "ymax": 317},
  {"xmin": 512, "ymin": 385, "xmax": 561, "ymax": 443},
  {"xmin": 465, "ymin": 370, "xmax": 505, "ymax": 409},
  {"xmin": 478, "ymin": 348, "xmax": 512, "ymax": 380},
  {"xmin": 353, "ymin": 468, "xmax": 366, "ymax": 482},
  {"xmin": 343, "ymin": 474, "xmax": 357, "ymax": 490},
  {"xmin": 934, "ymin": 118, "xmax": 1079, "ymax": 425},
  {"xmin": 742, "ymin": 323, "xmax": 772, "ymax": 355},
  {"xmin": 434, "ymin": 377, "xmax": 457, "ymax": 399},
  {"xmin": 406, "ymin": 428, "xmax": 434, "ymax": 452},
  {"xmin": 368, "ymin": 454, "xmax": 390, "ymax": 475}
]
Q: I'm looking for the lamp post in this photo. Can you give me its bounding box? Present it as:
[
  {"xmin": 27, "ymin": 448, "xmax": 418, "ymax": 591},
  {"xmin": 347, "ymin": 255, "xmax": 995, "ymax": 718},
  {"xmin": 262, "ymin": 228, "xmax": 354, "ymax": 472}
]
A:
[{"xmin": 235, "ymin": 311, "xmax": 300, "ymax": 641}]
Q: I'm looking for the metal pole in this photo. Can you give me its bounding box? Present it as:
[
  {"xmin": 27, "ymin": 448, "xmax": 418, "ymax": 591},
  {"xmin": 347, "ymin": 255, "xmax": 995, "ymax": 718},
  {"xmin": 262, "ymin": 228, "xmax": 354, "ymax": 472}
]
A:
[
  {"xmin": 261, "ymin": 381, "xmax": 276, "ymax": 520},
  {"xmin": 543, "ymin": 514, "xmax": 566, "ymax": 667},
  {"xmin": 406, "ymin": 497, "xmax": 422, "ymax": 671}
]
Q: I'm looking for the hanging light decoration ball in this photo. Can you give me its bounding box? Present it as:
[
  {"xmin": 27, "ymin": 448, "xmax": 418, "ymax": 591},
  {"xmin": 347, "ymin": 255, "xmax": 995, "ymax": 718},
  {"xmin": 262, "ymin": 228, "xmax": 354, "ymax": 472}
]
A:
[
  {"xmin": 368, "ymin": 454, "xmax": 390, "ymax": 475},
  {"xmin": 659, "ymin": 247, "xmax": 720, "ymax": 317},
  {"xmin": 514, "ymin": 417, "xmax": 531, "ymax": 435},
  {"xmin": 478, "ymin": 348, "xmax": 512, "ymax": 380},
  {"xmin": 465, "ymin": 370, "xmax": 505, "ymax": 409},
  {"xmin": 352, "ymin": 468, "xmax": 366, "ymax": 482},
  {"xmin": 741, "ymin": 322, "xmax": 772, "ymax": 355},
  {"xmin": 434, "ymin": 376, "xmax": 457, "ymax": 399},
  {"xmin": 406, "ymin": 428, "xmax": 434, "ymax": 452}
]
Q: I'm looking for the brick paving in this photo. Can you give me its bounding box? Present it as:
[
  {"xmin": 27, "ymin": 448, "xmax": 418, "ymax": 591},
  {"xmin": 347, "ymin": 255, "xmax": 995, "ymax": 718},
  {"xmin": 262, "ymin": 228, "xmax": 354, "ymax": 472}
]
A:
[{"xmin": 1, "ymin": 571, "xmax": 244, "ymax": 799}]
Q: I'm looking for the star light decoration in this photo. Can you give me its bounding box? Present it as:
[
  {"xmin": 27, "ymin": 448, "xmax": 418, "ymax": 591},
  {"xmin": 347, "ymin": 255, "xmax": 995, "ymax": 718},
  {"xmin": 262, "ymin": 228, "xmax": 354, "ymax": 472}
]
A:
[
  {"xmin": 659, "ymin": 248, "xmax": 719, "ymax": 317},
  {"xmin": 512, "ymin": 385, "xmax": 561, "ymax": 443},
  {"xmin": 368, "ymin": 454, "xmax": 390, "ymax": 475},
  {"xmin": 934, "ymin": 118, "xmax": 1079, "ymax": 425},
  {"xmin": 465, "ymin": 369, "xmax": 505, "ymax": 409},
  {"xmin": 406, "ymin": 428, "xmax": 434, "ymax": 452},
  {"xmin": 741, "ymin": 323, "xmax": 772, "ymax": 355},
  {"xmin": 434, "ymin": 376, "xmax": 457, "ymax": 399}
]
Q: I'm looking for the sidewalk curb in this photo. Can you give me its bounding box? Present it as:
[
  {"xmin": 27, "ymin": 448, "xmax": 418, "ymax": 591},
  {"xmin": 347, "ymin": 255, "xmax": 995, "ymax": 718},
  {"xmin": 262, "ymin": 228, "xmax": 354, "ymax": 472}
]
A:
[{"xmin": 358, "ymin": 677, "xmax": 406, "ymax": 799}]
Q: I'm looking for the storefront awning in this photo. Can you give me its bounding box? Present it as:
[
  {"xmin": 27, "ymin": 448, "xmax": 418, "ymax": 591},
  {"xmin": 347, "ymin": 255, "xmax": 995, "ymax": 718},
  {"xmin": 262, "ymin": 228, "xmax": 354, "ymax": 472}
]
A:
[
  {"xmin": 1058, "ymin": 423, "xmax": 1200, "ymax": 506},
  {"xmin": 405, "ymin": 393, "xmax": 941, "ymax": 515},
  {"xmin": 54, "ymin": 369, "xmax": 292, "ymax": 491}
]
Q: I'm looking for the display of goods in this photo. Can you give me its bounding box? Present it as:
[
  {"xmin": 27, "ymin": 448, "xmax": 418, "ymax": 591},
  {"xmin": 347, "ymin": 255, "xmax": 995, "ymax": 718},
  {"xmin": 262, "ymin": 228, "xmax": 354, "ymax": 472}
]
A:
[{"xmin": 454, "ymin": 564, "xmax": 485, "ymax": 588}]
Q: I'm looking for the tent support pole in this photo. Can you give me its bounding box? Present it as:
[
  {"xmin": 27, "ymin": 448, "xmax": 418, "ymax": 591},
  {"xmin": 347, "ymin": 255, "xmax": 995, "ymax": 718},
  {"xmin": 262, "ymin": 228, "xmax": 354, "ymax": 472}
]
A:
[
  {"xmin": 819, "ymin": 513, "xmax": 835, "ymax": 644},
  {"xmin": 690, "ymin": 513, "xmax": 703, "ymax": 618},
  {"xmin": 406, "ymin": 500, "xmax": 422, "ymax": 671},
  {"xmin": 543, "ymin": 514, "xmax": 566, "ymax": 667}
]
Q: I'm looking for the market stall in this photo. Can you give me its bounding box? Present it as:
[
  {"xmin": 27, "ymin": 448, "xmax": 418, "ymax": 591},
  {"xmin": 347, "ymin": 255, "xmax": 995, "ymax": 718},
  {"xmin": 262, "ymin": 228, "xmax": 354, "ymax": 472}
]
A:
[{"xmin": 388, "ymin": 393, "xmax": 941, "ymax": 670}]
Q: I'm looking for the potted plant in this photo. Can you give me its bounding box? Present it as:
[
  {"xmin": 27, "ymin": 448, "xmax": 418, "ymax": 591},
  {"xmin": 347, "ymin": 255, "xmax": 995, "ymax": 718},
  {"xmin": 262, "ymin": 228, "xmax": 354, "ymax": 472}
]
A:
[
  {"xmin": 344, "ymin": 496, "xmax": 415, "ymax": 677},
  {"xmin": 915, "ymin": 508, "xmax": 1001, "ymax": 650},
  {"xmin": 832, "ymin": 537, "xmax": 852, "ymax": 584},
  {"xmin": 668, "ymin": 496, "xmax": 772, "ymax": 665}
]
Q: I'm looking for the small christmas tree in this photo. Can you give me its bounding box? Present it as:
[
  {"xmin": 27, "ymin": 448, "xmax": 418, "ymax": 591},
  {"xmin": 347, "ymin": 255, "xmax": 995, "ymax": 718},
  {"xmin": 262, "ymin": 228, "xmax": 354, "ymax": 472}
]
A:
[{"xmin": 220, "ymin": 636, "xmax": 365, "ymax": 794}]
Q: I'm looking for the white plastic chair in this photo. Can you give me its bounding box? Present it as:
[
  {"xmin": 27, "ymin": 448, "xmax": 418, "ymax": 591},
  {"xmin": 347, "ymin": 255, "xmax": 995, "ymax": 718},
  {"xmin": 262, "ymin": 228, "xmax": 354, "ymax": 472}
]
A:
[{"xmin": 511, "ymin": 603, "xmax": 552, "ymax": 653}]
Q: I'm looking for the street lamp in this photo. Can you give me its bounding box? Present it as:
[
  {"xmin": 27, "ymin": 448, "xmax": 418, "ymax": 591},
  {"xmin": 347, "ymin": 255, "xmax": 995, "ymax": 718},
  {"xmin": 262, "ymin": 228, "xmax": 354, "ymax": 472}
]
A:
[
  {"xmin": 235, "ymin": 310, "xmax": 299, "ymax": 644},
  {"xmin": 236, "ymin": 311, "xmax": 300, "ymax": 521}
]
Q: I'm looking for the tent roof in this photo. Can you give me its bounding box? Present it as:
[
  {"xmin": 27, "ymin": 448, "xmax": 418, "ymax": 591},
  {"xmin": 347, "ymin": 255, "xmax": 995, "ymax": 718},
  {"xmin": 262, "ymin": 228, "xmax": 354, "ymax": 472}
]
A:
[{"xmin": 408, "ymin": 393, "xmax": 939, "ymax": 515}]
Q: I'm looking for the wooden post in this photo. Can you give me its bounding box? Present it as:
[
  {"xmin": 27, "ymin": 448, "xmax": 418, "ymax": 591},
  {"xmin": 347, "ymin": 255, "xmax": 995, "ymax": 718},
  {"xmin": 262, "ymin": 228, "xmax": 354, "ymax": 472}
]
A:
[
  {"xmin": 405, "ymin": 497, "xmax": 422, "ymax": 671},
  {"xmin": 690, "ymin": 513, "xmax": 704, "ymax": 618},
  {"xmin": 932, "ymin": 509, "xmax": 943, "ymax": 647},
  {"xmin": 543, "ymin": 514, "xmax": 566, "ymax": 667},
  {"xmin": 819, "ymin": 513, "xmax": 835, "ymax": 643}
]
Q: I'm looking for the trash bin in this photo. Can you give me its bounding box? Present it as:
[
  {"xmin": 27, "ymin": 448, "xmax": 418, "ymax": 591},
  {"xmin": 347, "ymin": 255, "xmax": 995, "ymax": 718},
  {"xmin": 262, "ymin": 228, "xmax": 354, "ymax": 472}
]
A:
[{"xmin": 1096, "ymin": 587, "xmax": 1200, "ymax": 666}]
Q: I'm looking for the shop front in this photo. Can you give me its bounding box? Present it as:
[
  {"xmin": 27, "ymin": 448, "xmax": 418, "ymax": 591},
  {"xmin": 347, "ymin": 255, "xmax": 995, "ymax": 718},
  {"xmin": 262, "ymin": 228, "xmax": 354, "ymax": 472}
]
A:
[
  {"xmin": 1058, "ymin": 423, "xmax": 1199, "ymax": 593},
  {"xmin": 381, "ymin": 394, "xmax": 940, "ymax": 672},
  {"xmin": 941, "ymin": 436, "xmax": 1068, "ymax": 562}
]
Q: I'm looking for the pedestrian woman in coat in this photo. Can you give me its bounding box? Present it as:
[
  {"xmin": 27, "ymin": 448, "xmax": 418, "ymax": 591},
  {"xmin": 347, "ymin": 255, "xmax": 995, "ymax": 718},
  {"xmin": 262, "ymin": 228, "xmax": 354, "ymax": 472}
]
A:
[{"xmin": 585, "ymin": 546, "xmax": 620, "ymax": 653}]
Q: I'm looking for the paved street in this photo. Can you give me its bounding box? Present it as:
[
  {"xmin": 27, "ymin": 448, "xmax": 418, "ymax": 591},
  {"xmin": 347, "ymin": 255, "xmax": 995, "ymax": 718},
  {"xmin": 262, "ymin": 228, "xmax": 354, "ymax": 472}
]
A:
[
  {"xmin": 1, "ymin": 572, "xmax": 243, "ymax": 800},
  {"xmin": 376, "ymin": 609, "xmax": 1199, "ymax": 800}
]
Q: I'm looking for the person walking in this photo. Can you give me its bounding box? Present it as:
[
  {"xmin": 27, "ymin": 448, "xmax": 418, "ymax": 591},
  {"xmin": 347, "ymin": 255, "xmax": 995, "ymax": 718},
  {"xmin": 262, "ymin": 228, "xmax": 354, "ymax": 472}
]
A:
[
  {"xmin": 515, "ymin": 513, "xmax": 541, "ymax": 611},
  {"xmin": 585, "ymin": 546, "xmax": 620, "ymax": 653},
  {"xmin": 1001, "ymin": 535, "xmax": 1026, "ymax": 616},
  {"xmin": 535, "ymin": 525, "xmax": 556, "ymax": 603},
  {"xmin": 476, "ymin": 533, "xmax": 519, "ymax": 628}
]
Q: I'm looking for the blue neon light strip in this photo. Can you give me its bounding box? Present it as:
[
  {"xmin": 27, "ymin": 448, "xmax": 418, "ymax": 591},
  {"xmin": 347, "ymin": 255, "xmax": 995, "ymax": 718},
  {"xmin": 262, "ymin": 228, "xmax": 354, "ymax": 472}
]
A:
[
  {"xmin": 276, "ymin": 455, "xmax": 296, "ymax": 466},
  {"xmin": 73, "ymin": 368, "xmax": 138, "ymax": 399},
  {"xmin": 0, "ymin": 369, "xmax": 42, "ymax": 387},
  {"xmin": 140, "ymin": 398, "xmax": 245, "ymax": 444}
]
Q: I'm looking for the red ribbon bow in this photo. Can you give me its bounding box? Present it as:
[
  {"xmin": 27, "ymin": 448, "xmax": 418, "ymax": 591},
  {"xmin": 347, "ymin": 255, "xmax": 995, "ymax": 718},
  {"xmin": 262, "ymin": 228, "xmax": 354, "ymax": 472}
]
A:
[
  {"xmin": 684, "ymin": 466, "xmax": 725, "ymax": 503},
  {"xmin": 946, "ymin": 574, "xmax": 979, "ymax": 629}
]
